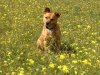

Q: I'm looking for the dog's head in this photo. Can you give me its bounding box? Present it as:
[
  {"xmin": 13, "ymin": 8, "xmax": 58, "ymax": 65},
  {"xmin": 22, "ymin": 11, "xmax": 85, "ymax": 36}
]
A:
[{"xmin": 43, "ymin": 7, "xmax": 61, "ymax": 30}]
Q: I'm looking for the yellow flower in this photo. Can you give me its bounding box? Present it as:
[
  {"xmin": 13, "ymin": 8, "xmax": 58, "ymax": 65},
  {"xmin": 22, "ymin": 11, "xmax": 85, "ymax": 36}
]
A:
[
  {"xmin": 4, "ymin": 60, "xmax": 7, "ymax": 66},
  {"xmin": 41, "ymin": 67, "xmax": 46, "ymax": 74},
  {"xmin": 62, "ymin": 65, "xmax": 69, "ymax": 73},
  {"xmin": 11, "ymin": 72, "xmax": 15, "ymax": 75},
  {"xmin": 63, "ymin": 31, "xmax": 67, "ymax": 34},
  {"xmin": 85, "ymin": 52, "xmax": 88, "ymax": 55},
  {"xmin": 59, "ymin": 54, "xmax": 66, "ymax": 60},
  {"xmin": 71, "ymin": 54, "xmax": 75, "ymax": 57},
  {"xmin": 78, "ymin": 60, "xmax": 82, "ymax": 63},
  {"xmin": 28, "ymin": 59, "xmax": 34, "ymax": 65},
  {"xmin": 42, "ymin": 67, "xmax": 46, "ymax": 72},
  {"xmin": 82, "ymin": 59, "xmax": 91, "ymax": 65},
  {"xmin": 74, "ymin": 68, "xmax": 77, "ymax": 74},
  {"xmin": 49, "ymin": 62, "xmax": 55, "ymax": 68},
  {"xmin": 97, "ymin": 60, "xmax": 100, "ymax": 64},
  {"xmin": 18, "ymin": 71, "xmax": 24, "ymax": 75},
  {"xmin": 82, "ymin": 59, "xmax": 88, "ymax": 64},
  {"xmin": 58, "ymin": 65, "xmax": 62, "ymax": 69},
  {"xmin": 0, "ymin": 70, "xmax": 2, "ymax": 73},
  {"xmin": 41, "ymin": 56, "xmax": 45, "ymax": 61},
  {"xmin": 77, "ymin": 25, "xmax": 81, "ymax": 28},
  {"xmin": 75, "ymin": 47, "xmax": 79, "ymax": 50},
  {"xmin": 87, "ymin": 25, "xmax": 91, "ymax": 29},
  {"xmin": 8, "ymin": 51, "xmax": 12, "ymax": 55},
  {"xmin": 92, "ymin": 49, "xmax": 96, "ymax": 53},
  {"xmin": 72, "ymin": 60, "xmax": 78, "ymax": 64},
  {"xmin": 18, "ymin": 68, "xmax": 24, "ymax": 75},
  {"xmin": 75, "ymin": 70, "xmax": 77, "ymax": 75},
  {"xmin": 91, "ymin": 40, "xmax": 96, "ymax": 44}
]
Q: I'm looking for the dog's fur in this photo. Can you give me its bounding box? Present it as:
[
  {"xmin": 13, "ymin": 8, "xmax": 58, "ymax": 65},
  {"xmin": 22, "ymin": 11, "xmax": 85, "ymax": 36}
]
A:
[{"xmin": 37, "ymin": 7, "xmax": 61, "ymax": 52}]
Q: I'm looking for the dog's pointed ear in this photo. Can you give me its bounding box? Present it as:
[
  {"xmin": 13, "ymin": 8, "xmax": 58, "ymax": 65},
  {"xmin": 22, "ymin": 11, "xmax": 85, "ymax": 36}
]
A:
[
  {"xmin": 55, "ymin": 12, "xmax": 61, "ymax": 18},
  {"xmin": 44, "ymin": 7, "xmax": 50, "ymax": 13}
]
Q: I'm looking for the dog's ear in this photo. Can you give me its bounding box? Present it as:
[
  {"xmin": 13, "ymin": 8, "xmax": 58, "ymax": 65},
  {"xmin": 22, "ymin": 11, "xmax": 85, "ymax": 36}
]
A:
[
  {"xmin": 55, "ymin": 12, "xmax": 61, "ymax": 18},
  {"xmin": 44, "ymin": 7, "xmax": 50, "ymax": 13}
]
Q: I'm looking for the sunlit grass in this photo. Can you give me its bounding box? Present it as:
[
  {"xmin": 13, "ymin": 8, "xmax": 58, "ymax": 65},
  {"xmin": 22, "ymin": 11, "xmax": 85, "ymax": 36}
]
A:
[{"xmin": 0, "ymin": 0, "xmax": 100, "ymax": 75}]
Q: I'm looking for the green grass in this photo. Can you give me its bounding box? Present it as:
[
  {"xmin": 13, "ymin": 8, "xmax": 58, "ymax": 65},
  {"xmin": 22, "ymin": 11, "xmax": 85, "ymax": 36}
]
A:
[{"xmin": 0, "ymin": 0, "xmax": 100, "ymax": 75}]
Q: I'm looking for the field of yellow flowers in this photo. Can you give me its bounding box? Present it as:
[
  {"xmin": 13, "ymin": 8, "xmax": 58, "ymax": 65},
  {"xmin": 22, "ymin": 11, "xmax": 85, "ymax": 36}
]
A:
[{"xmin": 0, "ymin": 0, "xmax": 100, "ymax": 75}]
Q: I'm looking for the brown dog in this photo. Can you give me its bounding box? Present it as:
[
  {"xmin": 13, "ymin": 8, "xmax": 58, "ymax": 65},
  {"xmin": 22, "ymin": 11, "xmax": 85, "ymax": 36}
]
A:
[{"xmin": 37, "ymin": 7, "xmax": 61, "ymax": 52}]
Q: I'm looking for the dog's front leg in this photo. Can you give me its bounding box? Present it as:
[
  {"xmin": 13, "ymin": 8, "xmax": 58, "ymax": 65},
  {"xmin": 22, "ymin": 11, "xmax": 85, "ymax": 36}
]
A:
[
  {"xmin": 44, "ymin": 41, "xmax": 48, "ymax": 51},
  {"xmin": 44, "ymin": 40, "xmax": 51, "ymax": 53},
  {"xmin": 44, "ymin": 41, "xmax": 47, "ymax": 50}
]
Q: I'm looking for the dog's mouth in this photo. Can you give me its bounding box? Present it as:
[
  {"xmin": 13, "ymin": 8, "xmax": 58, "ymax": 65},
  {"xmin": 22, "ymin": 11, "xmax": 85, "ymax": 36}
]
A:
[{"xmin": 46, "ymin": 25, "xmax": 53, "ymax": 30}]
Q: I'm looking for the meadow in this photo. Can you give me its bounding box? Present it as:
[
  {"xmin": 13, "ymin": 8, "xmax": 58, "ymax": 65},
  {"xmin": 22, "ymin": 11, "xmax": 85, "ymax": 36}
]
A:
[{"xmin": 0, "ymin": 0, "xmax": 100, "ymax": 75}]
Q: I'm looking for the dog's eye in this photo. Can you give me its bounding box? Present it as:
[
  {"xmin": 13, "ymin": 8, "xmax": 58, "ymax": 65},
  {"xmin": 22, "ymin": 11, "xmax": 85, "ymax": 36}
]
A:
[{"xmin": 51, "ymin": 19, "xmax": 54, "ymax": 21}]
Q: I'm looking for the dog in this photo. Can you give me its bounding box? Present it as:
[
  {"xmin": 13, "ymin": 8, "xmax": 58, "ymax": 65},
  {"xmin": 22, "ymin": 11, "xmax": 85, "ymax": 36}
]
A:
[{"xmin": 37, "ymin": 7, "xmax": 61, "ymax": 52}]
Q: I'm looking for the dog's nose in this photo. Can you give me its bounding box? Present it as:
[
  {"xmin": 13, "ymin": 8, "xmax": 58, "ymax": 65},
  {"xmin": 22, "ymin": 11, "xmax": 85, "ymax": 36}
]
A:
[{"xmin": 46, "ymin": 22, "xmax": 49, "ymax": 25}]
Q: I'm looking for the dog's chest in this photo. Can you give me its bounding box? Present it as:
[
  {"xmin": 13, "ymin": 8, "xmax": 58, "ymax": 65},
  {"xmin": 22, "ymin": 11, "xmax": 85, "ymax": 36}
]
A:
[
  {"xmin": 45, "ymin": 30, "xmax": 55, "ymax": 45},
  {"xmin": 44, "ymin": 29, "xmax": 54, "ymax": 41},
  {"xmin": 46, "ymin": 29, "xmax": 53, "ymax": 38}
]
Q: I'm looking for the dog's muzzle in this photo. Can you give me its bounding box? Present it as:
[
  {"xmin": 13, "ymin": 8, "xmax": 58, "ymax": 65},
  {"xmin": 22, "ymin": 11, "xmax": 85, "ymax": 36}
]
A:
[
  {"xmin": 46, "ymin": 23, "xmax": 53, "ymax": 30},
  {"xmin": 46, "ymin": 22, "xmax": 49, "ymax": 25}
]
